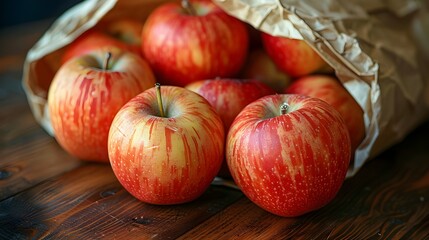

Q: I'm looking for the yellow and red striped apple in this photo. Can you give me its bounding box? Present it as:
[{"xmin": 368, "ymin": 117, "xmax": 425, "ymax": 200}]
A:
[
  {"xmin": 142, "ymin": 0, "xmax": 249, "ymax": 86},
  {"xmin": 185, "ymin": 78, "xmax": 275, "ymax": 130},
  {"xmin": 108, "ymin": 85, "xmax": 225, "ymax": 204},
  {"xmin": 285, "ymin": 75, "xmax": 365, "ymax": 154},
  {"xmin": 185, "ymin": 78, "xmax": 275, "ymax": 177},
  {"xmin": 261, "ymin": 33, "xmax": 327, "ymax": 77},
  {"xmin": 227, "ymin": 94, "xmax": 351, "ymax": 217},
  {"xmin": 48, "ymin": 47, "xmax": 155, "ymax": 162}
]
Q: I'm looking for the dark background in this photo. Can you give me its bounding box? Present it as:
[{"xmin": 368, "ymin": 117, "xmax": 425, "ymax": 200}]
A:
[{"xmin": 0, "ymin": 0, "xmax": 83, "ymax": 30}]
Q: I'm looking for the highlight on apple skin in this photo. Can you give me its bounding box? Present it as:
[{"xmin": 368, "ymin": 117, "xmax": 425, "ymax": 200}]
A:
[
  {"xmin": 108, "ymin": 85, "xmax": 225, "ymax": 205},
  {"xmin": 285, "ymin": 75, "xmax": 365, "ymax": 154},
  {"xmin": 186, "ymin": 78, "xmax": 275, "ymax": 177},
  {"xmin": 185, "ymin": 78, "xmax": 275, "ymax": 130},
  {"xmin": 226, "ymin": 94, "xmax": 351, "ymax": 217},
  {"xmin": 48, "ymin": 47, "xmax": 156, "ymax": 162},
  {"xmin": 142, "ymin": 0, "xmax": 249, "ymax": 86},
  {"xmin": 261, "ymin": 32, "xmax": 328, "ymax": 78}
]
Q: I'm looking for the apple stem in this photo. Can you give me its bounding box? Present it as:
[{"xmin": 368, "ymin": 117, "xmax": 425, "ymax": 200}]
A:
[
  {"xmin": 155, "ymin": 83, "xmax": 166, "ymax": 118},
  {"xmin": 181, "ymin": 0, "xmax": 196, "ymax": 15},
  {"xmin": 103, "ymin": 52, "xmax": 112, "ymax": 70},
  {"xmin": 280, "ymin": 102, "xmax": 289, "ymax": 115}
]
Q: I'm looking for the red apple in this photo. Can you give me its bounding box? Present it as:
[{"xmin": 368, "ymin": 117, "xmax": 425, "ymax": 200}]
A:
[
  {"xmin": 285, "ymin": 75, "xmax": 365, "ymax": 154},
  {"xmin": 185, "ymin": 78, "xmax": 275, "ymax": 129},
  {"xmin": 48, "ymin": 47, "xmax": 156, "ymax": 162},
  {"xmin": 240, "ymin": 49, "xmax": 291, "ymax": 92},
  {"xmin": 261, "ymin": 33, "xmax": 328, "ymax": 77},
  {"xmin": 227, "ymin": 94, "xmax": 351, "ymax": 217},
  {"xmin": 62, "ymin": 18, "xmax": 144, "ymax": 63},
  {"xmin": 185, "ymin": 78, "xmax": 275, "ymax": 177},
  {"xmin": 108, "ymin": 85, "xmax": 225, "ymax": 204},
  {"xmin": 142, "ymin": 0, "xmax": 249, "ymax": 86}
]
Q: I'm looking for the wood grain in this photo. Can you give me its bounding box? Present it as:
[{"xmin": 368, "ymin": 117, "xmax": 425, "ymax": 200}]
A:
[
  {"xmin": 0, "ymin": 66, "xmax": 81, "ymax": 201},
  {"xmin": 1, "ymin": 18, "xmax": 429, "ymax": 239},
  {"xmin": 0, "ymin": 164, "xmax": 243, "ymax": 239},
  {"xmin": 179, "ymin": 123, "xmax": 429, "ymax": 239},
  {"xmin": 0, "ymin": 22, "xmax": 82, "ymax": 201}
]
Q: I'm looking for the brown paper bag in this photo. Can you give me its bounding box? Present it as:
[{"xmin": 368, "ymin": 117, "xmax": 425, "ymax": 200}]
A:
[
  {"xmin": 215, "ymin": 0, "xmax": 429, "ymax": 176},
  {"xmin": 22, "ymin": 0, "xmax": 170, "ymax": 135},
  {"xmin": 22, "ymin": 0, "xmax": 429, "ymax": 176}
]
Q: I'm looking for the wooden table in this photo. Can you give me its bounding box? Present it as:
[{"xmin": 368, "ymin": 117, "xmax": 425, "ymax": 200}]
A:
[{"xmin": 1, "ymin": 20, "xmax": 429, "ymax": 240}]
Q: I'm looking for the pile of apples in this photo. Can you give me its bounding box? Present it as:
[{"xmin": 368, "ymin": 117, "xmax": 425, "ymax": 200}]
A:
[{"xmin": 48, "ymin": 0, "xmax": 365, "ymax": 217}]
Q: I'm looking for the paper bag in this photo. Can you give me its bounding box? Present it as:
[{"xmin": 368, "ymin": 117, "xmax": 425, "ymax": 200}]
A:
[{"xmin": 22, "ymin": 0, "xmax": 429, "ymax": 176}]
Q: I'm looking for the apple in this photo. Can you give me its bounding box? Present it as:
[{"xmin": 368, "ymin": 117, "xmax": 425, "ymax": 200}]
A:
[
  {"xmin": 261, "ymin": 32, "xmax": 328, "ymax": 77},
  {"xmin": 240, "ymin": 49, "xmax": 291, "ymax": 92},
  {"xmin": 108, "ymin": 85, "xmax": 225, "ymax": 204},
  {"xmin": 227, "ymin": 94, "xmax": 351, "ymax": 217},
  {"xmin": 185, "ymin": 78, "xmax": 275, "ymax": 177},
  {"xmin": 142, "ymin": 0, "xmax": 249, "ymax": 86},
  {"xmin": 285, "ymin": 75, "xmax": 365, "ymax": 154},
  {"xmin": 62, "ymin": 18, "xmax": 144, "ymax": 63},
  {"xmin": 48, "ymin": 47, "xmax": 156, "ymax": 162},
  {"xmin": 185, "ymin": 78, "xmax": 275, "ymax": 129}
]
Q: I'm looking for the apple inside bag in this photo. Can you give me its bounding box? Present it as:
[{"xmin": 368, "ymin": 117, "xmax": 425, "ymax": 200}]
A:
[
  {"xmin": 22, "ymin": 0, "xmax": 429, "ymax": 176},
  {"xmin": 22, "ymin": 0, "xmax": 170, "ymax": 135},
  {"xmin": 214, "ymin": 0, "xmax": 429, "ymax": 176}
]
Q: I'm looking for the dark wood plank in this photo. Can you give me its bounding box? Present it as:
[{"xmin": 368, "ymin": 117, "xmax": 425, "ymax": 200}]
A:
[
  {"xmin": 0, "ymin": 133, "xmax": 81, "ymax": 201},
  {"xmin": 0, "ymin": 163, "xmax": 243, "ymax": 239},
  {"xmin": 2, "ymin": 14, "xmax": 429, "ymax": 240},
  {"xmin": 0, "ymin": 80, "xmax": 81, "ymax": 200},
  {"xmin": 180, "ymin": 122, "xmax": 429, "ymax": 239},
  {"xmin": 0, "ymin": 20, "xmax": 83, "ymax": 201}
]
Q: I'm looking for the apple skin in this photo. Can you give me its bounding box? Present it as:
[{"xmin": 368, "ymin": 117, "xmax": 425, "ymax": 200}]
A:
[
  {"xmin": 285, "ymin": 75, "xmax": 365, "ymax": 154},
  {"xmin": 261, "ymin": 33, "xmax": 327, "ymax": 77},
  {"xmin": 62, "ymin": 19, "xmax": 143, "ymax": 63},
  {"xmin": 227, "ymin": 94, "xmax": 351, "ymax": 217},
  {"xmin": 240, "ymin": 49, "xmax": 291, "ymax": 93},
  {"xmin": 142, "ymin": 0, "xmax": 249, "ymax": 86},
  {"xmin": 185, "ymin": 78, "xmax": 275, "ymax": 177},
  {"xmin": 48, "ymin": 47, "xmax": 156, "ymax": 162},
  {"xmin": 108, "ymin": 86, "xmax": 225, "ymax": 204},
  {"xmin": 185, "ymin": 78, "xmax": 275, "ymax": 129}
]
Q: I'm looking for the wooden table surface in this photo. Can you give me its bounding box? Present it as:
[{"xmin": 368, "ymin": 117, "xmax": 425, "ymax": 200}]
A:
[{"xmin": 1, "ymin": 20, "xmax": 429, "ymax": 240}]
